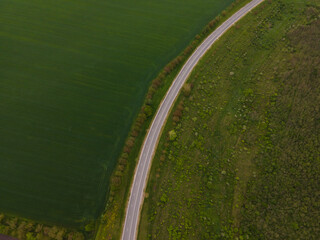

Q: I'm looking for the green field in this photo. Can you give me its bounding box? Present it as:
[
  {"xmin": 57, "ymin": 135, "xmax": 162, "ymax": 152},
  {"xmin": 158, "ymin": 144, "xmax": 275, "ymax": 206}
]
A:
[
  {"xmin": 0, "ymin": 0, "xmax": 235, "ymax": 226},
  {"xmin": 140, "ymin": 0, "xmax": 320, "ymax": 239}
]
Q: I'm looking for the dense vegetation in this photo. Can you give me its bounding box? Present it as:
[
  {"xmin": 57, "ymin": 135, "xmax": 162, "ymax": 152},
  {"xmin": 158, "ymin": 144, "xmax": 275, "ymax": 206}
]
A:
[
  {"xmin": 139, "ymin": 0, "xmax": 320, "ymax": 239},
  {"xmin": 0, "ymin": 213, "xmax": 86, "ymax": 240},
  {"xmin": 0, "ymin": 0, "xmax": 234, "ymax": 231}
]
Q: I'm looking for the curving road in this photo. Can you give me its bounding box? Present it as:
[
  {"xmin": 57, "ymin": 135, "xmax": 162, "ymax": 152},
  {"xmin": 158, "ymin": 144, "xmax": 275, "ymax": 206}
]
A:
[{"xmin": 121, "ymin": 0, "xmax": 264, "ymax": 239}]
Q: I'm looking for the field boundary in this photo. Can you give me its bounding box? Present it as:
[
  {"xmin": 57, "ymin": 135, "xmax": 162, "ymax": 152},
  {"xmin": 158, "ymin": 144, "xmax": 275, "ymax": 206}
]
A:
[
  {"xmin": 95, "ymin": 0, "xmax": 256, "ymax": 239},
  {"xmin": 121, "ymin": 1, "xmax": 264, "ymax": 239}
]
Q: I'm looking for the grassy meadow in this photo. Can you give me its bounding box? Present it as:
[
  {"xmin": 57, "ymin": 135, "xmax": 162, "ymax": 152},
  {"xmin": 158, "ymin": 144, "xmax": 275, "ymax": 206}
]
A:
[
  {"xmin": 0, "ymin": 0, "xmax": 235, "ymax": 228},
  {"xmin": 139, "ymin": 0, "xmax": 320, "ymax": 239}
]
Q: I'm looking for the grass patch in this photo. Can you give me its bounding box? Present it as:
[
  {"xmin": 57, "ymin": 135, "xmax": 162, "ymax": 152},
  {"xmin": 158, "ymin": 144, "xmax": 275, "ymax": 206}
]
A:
[{"xmin": 139, "ymin": 0, "xmax": 320, "ymax": 239}]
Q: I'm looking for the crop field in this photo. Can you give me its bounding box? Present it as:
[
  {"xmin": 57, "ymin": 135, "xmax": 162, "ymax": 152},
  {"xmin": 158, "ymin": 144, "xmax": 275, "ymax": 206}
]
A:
[
  {"xmin": 139, "ymin": 0, "xmax": 320, "ymax": 239},
  {"xmin": 0, "ymin": 0, "xmax": 235, "ymax": 226}
]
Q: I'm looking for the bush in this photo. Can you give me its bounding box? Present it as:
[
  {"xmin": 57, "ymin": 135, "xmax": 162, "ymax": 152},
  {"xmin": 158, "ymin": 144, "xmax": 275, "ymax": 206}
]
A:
[
  {"xmin": 173, "ymin": 116, "xmax": 180, "ymax": 123},
  {"xmin": 119, "ymin": 158, "xmax": 127, "ymax": 165},
  {"xmin": 168, "ymin": 130, "xmax": 177, "ymax": 141},
  {"xmin": 183, "ymin": 83, "xmax": 192, "ymax": 97},
  {"xmin": 126, "ymin": 137, "xmax": 135, "ymax": 148},
  {"xmin": 144, "ymin": 105, "xmax": 153, "ymax": 118}
]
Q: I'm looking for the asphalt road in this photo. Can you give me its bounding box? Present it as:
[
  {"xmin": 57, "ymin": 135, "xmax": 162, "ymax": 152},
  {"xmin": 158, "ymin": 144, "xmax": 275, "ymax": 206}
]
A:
[{"xmin": 121, "ymin": 0, "xmax": 264, "ymax": 239}]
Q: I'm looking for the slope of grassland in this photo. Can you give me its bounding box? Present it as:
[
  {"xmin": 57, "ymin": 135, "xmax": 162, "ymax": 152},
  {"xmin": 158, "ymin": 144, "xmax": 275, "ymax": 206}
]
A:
[
  {"xmin": 0, "ymin": 0, "xmax": 235, "ymax": 228},
  {"xmin": 139, "ymin": 0, "xmax": 320, "ymax": 239}
]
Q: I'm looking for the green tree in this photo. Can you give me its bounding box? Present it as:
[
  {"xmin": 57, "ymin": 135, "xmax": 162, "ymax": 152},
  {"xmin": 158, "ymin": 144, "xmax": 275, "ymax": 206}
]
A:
[{"xmin": 169, "ymin": 130, "xmax": 177, "ymax": 141}]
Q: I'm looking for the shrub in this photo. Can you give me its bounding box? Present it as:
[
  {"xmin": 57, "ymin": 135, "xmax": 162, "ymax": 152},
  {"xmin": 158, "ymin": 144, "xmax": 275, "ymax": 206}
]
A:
[
  {"xmin": 119, "ymin": 158, "xmax": 127, "ymax": 165},
  {"xmin": 144, "ymin": 105, "xmax": 153, "ymax": 118},
  {"xmin": 126, "ymin": 137, "xmax": 135, "ymax": 148},
  {"xmin": 173, "ymin": 116, "xmax": 180, "ymax": 123},
  {"xmin": 169, "ymin": 130, "xmax": 177, "ymax": 141},
  {"xmin": 183, "ymin": 83, "xmax": 192, "ymax": 96},
  {"xmin": 111, "ymin": 176, "xmax": 121, "ymax": 187}
]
